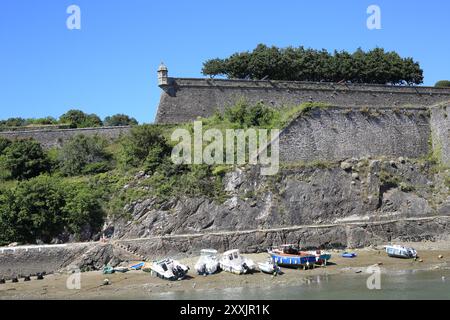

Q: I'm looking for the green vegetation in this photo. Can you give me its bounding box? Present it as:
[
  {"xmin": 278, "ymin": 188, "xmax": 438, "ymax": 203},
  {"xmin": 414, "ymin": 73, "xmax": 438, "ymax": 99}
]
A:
[
  {"xmin": 104, "ymin": 114, "xmax": 138, "ymax": 127},
  {"xmin": 58, "ymin": 135, "xmax": 113, "ymax": 176},
  {"xmin": 0, "ymin": 110, "xmax": 139, "ymax": 130},
  {"xmin": 435, "ymin": 80, "xmax": 450, "ymax": 88},
  {"xmin": 204, "ymin": 101, "xmax": 330, "ymax": 132},
  {"xmin": 379, "ymin": 170, "xmax": 416, "ymax": 193},
  {"xmin": 59, "ymin": 110, "xmax": 103, "ymax": 128},
  {"xmin": 203, "ymin": 44, "xmax": 423, "ymax": 85},
  {"xmin": 0, "ymin": 175, "xmax": 104, "ymax": 245},
  {"xmin": 0, "ymin": 139, "xmax": 50, "ymax": 180}
]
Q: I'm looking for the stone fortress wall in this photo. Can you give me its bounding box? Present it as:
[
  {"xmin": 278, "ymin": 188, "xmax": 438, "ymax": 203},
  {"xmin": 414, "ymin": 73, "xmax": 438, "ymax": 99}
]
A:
[
  {"xmin": 0, "ymin": 126, "xmax": 131, "ymax": 149},
  {"xmin": 277, "ymin": 106, "xmax": 438, "ymax": 163},
  {"xmin": 155, "ymin": 77, "xmax": 450, "ymax": 124},
  {"xmin": 1, "ymin": 69, "xmax": 449, "ymax": 165}
]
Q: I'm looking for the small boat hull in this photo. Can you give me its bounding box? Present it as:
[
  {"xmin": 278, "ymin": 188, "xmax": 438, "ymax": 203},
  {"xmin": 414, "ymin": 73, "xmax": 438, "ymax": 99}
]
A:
[
  {"xmin": 258, "ymin": 262, "xmax": 282, "ymax": 275},
  {"xmin": 385, "ymin": 245, "xmax": 417, "ymax": 259},
  {"xmin": 130, "ymin": 262, "xmax": 145, "ymax": 270},
  {"xmin": 149, "ymin": 259, "xmax": 190, "ymax": 281},
  {"xmin": 342, "ymin": 252, "xmax": 357, "ymax": 258}
]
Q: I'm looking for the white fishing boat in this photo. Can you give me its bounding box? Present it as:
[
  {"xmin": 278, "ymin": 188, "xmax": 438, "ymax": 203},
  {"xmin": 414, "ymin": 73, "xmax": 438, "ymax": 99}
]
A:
[
  {"xmin": 149, "ymin": 258, "xmax": 190, "ymax": 281},
  {"xmin": 219, "ymin": 249, "xmax": 256, "ymax": 275},
  {"xmin": 194, "ymin": 249, "xmax": 219, "ymax": 275},
  {"xmin": 384, "ymin": 245, "xmax": 417, "ymax": 259},
  {"xmin": 257, "ymin": 258, "xmax": 282, "ymax": 275}
]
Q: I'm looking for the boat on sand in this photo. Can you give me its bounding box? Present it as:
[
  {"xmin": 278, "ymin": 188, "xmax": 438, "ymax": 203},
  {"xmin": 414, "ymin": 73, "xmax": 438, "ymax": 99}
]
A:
[
  {"xmin": 384, "ymin": 245, "xmax": 417, "ymax": 259},
  {"xmin": 268, "ymin": 245, "xmax": 316, "ymax": 269},
  {"xmin": 149, "ymin": 258, "xmax": 190, "ymax": 281},
  {"xmin": 258, "ymin": 258, "xmax": 282, "ymax": 275},
  {"xmin": 219, "ymin": 249, "xmax": 256, "ymax": 275},
  {"xmin": 194, "ymin": 249, "xmax": 219, "ymax": 276}
]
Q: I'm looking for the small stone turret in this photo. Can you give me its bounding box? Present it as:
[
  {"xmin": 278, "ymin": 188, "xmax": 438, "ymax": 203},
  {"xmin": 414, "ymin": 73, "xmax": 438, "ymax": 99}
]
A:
[{"xmin": 157, "ymin": 62, "xmax": 169, "ymax": 86}]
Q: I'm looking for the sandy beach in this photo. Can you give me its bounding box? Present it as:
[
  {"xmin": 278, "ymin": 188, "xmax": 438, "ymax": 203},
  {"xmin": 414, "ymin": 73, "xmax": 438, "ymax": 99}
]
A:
[{"xmin": 1, "ymin": 242, "xmax": 450, "ymax": 300}]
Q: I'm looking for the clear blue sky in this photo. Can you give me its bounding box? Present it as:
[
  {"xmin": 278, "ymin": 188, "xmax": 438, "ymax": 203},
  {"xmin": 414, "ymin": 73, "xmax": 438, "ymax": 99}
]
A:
[{"xmin": 1, "ymin": 0, "xmax": 449, "ymax": 124}]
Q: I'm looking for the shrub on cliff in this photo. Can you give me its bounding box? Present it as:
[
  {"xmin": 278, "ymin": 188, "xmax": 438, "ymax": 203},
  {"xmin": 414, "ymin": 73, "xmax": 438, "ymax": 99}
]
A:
[
  {"xmin": 0, "ymin": 137, "xmax": 11, "ymax": 154},
  {"xmin": 59, "ymin": 109, "xmax": 103, "ymax": 128},
  {"xmin": 0, "ymin": 139, "xmax": 50, "ymax": 180},
  {"xmin": 0, "ymin": 117, "xmax": 27, "ymax": 128},
  {"xmin": 435, "ymin": 80, "xmax": 450, "ymax": 88},
  {"xmin": 0, "ymin": 175, "xmax": 104, "ymax": 245},
  {"xmin": 58, "ymin": 134, "xmax": 113, "ymax": 176},
  {"xmin": 202, "ymin": 44, "xmax": 424, "ymax": 85},
  {"xmin": 118, "ymin": 125, "xmax": 171, "ymax": 172},
  {"xmin": 25, "ymin": 116, "xmax": 58, "ymax": 126},
  {"xmin": 223, "ymin": 101, "xmax": 275, "ymax": 128},
  {"xmin": 104, "ymin": 114, "xmax": 138, "ymax": 127}
]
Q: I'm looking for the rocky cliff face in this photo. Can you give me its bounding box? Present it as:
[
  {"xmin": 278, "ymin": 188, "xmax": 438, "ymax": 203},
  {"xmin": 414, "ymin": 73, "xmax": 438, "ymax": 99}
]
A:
[{"xmin": 103, "ymin": 157, "xmax": 449, "ymax": 258}]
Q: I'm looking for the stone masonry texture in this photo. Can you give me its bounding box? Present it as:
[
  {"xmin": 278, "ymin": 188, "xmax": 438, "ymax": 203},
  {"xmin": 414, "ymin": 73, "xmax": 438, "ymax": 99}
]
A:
[{"xmin": 155, "ymin": 78, "xmax": 450, "ymax": 124}]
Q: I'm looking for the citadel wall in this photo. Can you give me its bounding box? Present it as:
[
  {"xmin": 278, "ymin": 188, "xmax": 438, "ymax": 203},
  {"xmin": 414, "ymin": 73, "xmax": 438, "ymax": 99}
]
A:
[
  {"xmin": 0, "ymin": 126, "xmax": 131, "ymax": 149},
  {"xmin": 155, "ymin": 78, "xmax": 450, "ymax": 124},
  {"xmin": 278, "ymin": 107, "xmax": 432, "ymax": 163}
]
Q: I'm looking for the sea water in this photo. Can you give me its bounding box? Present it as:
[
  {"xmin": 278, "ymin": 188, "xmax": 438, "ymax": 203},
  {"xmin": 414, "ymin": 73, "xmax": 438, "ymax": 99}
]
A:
[{"xmin": 147, "ymin": 269, "xmax": 450, "ymax": 300}]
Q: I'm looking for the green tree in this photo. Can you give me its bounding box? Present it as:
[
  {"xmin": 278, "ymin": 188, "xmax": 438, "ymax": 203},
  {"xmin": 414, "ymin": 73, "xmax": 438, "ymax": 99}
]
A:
[
  {"xmin": 0, "ymin": 117, "xmax": 27, "ymax": 128},
  {"xmin": 202, "ymin": 44, "xmax": 424, "ymax": 85},
  {"xmin": 0, "ymin": 137, "xmax": 11, "ymax": 154},
  {"xmin": 59, "ymin": 109, "xmax": 103, "ymax": 128},
  {"xmin": 26, "ymin": 117, "xmax": 58, "ymax": 126},
  {"xmin": 0, "ymin": 175, "xmax": 104, "ymax": 245},
  {"xmin": 435, "ymin": 80, "xmax": 450, "ymax": 88},
  {"xmin": 104, "ymin": 114, "xmax": 138, "ymax": 126},
  {"xmin": 0, "ymin": 139, "xmax": 50, "ymax": 180},
  {"xmin": 119, "ymin": 125, "xmax": 171, "ymax": 171},
  {"xmin": 58, "ymin": 134, "xmax": 112, "ymax": 176}
]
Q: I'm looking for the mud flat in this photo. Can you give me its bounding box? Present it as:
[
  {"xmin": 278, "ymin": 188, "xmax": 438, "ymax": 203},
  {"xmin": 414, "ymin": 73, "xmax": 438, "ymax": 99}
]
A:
[{"xmin": 1, "ymin": 242, "xmax": 450, "ymax": 300}]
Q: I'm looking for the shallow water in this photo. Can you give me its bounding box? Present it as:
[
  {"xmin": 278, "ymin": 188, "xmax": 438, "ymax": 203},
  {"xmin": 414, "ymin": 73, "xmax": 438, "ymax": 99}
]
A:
[{"xmin": 148, "ymin": 269, "xmax": 450, "ymax": 300}]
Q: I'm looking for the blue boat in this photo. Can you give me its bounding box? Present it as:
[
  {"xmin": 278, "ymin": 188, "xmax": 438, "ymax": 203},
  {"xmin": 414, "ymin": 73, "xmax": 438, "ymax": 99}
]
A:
[
  {"xmin": 130, "ymin": 262, "xmax": 145, "ymax": 270},
  {"xmin": 268, "ymin": 245, "xmax": 317, "ymax": 269},
  {"xmin": 342, "ymin": 252, "xmax": 357, "ymax": 258}
]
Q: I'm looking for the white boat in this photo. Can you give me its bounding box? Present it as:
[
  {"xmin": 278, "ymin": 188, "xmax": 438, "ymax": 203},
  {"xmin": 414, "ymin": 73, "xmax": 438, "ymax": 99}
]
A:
[
  {"xmin": 149, "ymin": 258, "xmax": 190, "ymax": 281},
  {"xmin": 257, "ymin": 258, "xmax": 282, "ymax": 275},
  {"xmin": 194, "ymin": 249, "xmax": 219, "ymax": 275},
  {"xmin": 219, "ymin": 249, "xmax": 256, "ymax": 275},
  {"xmin": 384, "ymin": 245, "xmax": 417, "ymax": 259}
]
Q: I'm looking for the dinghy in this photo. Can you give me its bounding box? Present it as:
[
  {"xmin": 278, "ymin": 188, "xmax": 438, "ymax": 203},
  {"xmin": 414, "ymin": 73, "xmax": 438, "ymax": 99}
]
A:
[
  {"xmin": 194, "ymin": 249, "xmax": 219, "ymax": 276},
  {"xmin": 149, "ymin": 258, "xmax": 189, "ymax": 281},
  {"xmin": 268, "ymin": 245, "xmax": 316, "ymax": 269},
  {"xmin": 219, "ymin": 249, "xmax": 256, "ymax": 275},
  {"xmin": 384, "ymin": 245, "xmax": 417, "ymax": 259},
  {"xmin": 102, "ymin": 265, "xmax": 115, "ymax": 274},
  {"xmin": 129, "ymin": 262, "xmax": 145, "ymax": 270},
  {"xmin": 342, "ymin": 252, "xmax": 357, "ymax": 258},
  {"xmin": 258, "ymin": 258, "xmax": 282, "ymax": 275},
  {"xmin": 113, "ymin": 267, "xmax": 129, "ymax": 273}
]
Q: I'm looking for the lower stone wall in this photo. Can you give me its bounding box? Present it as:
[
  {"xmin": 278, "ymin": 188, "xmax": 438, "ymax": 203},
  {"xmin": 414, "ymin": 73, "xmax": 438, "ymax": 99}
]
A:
[
  {"xmin": 430, "ymin": 104, "xmax": 450, "ymax": 165},
  {"xmin": 0, "ymin": 126, "xmax": 131, "ymax": 149},
  {"xmin": 0, "ymin": 244, "xmax": 93, "ymax": 279},
  {"xmin": 279, "ymin": 107, "xmax": 431, "ymax": 162},
  {"xmin": 116, "ymin": 216, "xmax": 450, "ymax": 260},
  {"xmin": 2, "ymin": 217, "xmax": 450, "ymax": 277}
]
